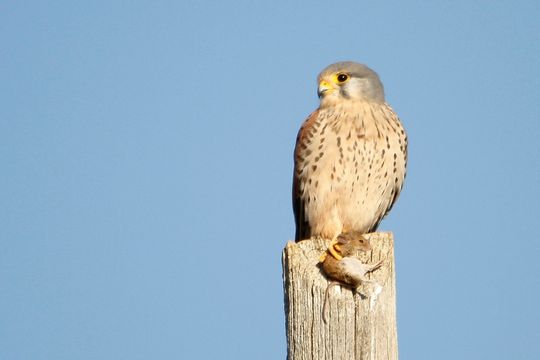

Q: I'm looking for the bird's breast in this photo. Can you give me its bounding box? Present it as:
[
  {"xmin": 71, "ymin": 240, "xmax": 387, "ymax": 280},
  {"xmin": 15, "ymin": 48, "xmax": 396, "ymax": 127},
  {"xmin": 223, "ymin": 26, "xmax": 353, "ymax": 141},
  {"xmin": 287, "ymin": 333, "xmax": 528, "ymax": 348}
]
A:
[{"xmin": 295, "ymin": 102, "xmax": 407, "ymax": 237}]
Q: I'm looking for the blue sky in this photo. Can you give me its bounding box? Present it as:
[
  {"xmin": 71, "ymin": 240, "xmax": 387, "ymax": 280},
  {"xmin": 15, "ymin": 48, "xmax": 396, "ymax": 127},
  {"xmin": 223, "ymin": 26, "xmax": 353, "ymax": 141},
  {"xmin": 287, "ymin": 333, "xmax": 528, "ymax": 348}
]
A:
[{"xmin": 2, "ymin": 1, "xmax": 539, "ymax": 359}]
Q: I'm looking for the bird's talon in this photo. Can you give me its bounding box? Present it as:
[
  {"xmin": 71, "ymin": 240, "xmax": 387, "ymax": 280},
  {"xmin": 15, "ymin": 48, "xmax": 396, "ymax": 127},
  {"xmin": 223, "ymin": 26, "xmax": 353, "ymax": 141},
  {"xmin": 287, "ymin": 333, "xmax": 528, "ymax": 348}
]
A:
[{"xmin": 327, "ymin": 240, "xmax": 343, "ymax": 260}]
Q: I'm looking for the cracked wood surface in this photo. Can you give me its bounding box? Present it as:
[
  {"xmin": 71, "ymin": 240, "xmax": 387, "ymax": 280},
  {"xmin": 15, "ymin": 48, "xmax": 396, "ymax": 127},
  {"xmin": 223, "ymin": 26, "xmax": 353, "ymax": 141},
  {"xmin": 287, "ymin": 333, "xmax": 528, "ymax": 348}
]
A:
[{"xmin": 282, "ymin": 233, "xmax": 398, "ymax": 360}]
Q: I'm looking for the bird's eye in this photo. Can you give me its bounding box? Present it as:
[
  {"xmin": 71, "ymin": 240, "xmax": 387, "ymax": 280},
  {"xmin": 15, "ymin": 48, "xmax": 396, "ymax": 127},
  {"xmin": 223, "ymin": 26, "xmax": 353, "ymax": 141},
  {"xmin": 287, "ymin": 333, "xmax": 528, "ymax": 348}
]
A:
[{"xmin": 336, "ymin": 73, "xmax": 349, "ymax": 83}]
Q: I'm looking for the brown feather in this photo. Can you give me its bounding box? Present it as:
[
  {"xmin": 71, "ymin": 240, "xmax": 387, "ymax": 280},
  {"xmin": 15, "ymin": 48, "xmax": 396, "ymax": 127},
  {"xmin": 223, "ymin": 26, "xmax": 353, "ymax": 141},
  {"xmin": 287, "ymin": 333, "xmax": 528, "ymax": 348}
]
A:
[{"xmin": 292, "ymin": 102, "xmax": 407, "ymax": 242}]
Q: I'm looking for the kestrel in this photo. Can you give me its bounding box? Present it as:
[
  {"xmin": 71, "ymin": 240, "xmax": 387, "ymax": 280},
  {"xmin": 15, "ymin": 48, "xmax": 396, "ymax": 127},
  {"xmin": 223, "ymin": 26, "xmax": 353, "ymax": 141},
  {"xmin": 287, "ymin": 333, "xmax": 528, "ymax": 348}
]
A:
[{"xmin": 293, "ymin": 62, "xmax": 407, "ymax": 242}]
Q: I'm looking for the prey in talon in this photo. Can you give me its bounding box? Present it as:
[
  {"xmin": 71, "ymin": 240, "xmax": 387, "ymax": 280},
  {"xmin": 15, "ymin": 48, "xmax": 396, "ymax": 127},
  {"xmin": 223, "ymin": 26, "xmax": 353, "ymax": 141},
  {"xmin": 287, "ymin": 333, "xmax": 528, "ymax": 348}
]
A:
[{"xmin": 319, "ymin": 231, "xmax": 383, "ymax": 322}]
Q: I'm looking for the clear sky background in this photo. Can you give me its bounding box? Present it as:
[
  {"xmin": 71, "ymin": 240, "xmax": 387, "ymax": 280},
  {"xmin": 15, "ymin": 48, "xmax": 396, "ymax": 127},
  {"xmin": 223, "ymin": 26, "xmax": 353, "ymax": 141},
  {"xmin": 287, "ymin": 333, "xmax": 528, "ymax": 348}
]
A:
[{"xmin": 2, "ymin": 1, "xmax": 539, "ymax": 359}]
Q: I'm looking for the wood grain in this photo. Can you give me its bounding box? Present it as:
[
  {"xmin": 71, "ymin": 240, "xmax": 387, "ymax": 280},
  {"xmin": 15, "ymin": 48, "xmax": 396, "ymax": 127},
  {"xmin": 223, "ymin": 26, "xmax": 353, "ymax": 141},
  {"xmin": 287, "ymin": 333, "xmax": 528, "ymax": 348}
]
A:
[{"xmin": 282, "ymin": 233, "xmax": 398, "ymax": 360}]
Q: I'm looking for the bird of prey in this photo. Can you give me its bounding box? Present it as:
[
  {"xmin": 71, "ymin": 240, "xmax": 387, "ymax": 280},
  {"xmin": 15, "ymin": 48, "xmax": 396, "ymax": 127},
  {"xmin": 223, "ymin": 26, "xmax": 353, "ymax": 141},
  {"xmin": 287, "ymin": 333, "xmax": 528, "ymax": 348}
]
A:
[{"xmin": 293, "ymin": 61, "xmax": 407, "ymax": 242}]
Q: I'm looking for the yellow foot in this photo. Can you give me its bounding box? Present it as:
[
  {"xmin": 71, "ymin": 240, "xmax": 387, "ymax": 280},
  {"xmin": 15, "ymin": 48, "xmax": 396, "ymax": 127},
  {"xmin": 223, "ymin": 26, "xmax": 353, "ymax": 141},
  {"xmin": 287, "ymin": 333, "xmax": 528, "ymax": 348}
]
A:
[{"xmin": 327, "ymin": 240, "xmax": 343, "ymax": 261}]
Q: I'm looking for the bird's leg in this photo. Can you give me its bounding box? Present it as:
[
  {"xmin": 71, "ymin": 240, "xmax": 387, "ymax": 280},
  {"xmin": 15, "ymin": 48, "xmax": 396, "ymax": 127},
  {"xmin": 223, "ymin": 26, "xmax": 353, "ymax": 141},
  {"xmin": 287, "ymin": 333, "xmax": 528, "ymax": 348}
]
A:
[
  {"xmin": 327, "ymin": 239, "xmax": 343, "ymax": 260},
  {"xmin": 318, "ymin": 240, "xmax": 343, "ymax": 263}
]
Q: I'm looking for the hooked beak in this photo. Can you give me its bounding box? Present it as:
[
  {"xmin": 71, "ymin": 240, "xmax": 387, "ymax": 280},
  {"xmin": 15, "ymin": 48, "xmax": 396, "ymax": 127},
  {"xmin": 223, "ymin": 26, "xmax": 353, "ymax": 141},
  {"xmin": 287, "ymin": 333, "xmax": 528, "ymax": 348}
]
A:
[{"xmin": 317, "ymin": 80, "xmax": 335, "ymax": 98}]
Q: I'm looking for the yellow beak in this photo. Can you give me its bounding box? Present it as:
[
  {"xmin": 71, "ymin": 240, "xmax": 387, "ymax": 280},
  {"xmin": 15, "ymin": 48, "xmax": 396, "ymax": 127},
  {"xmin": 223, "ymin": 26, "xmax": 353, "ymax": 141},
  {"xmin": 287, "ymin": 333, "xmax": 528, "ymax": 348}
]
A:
[{"xmin": 317, "ymin": 80, "xmax": 335, "ymax": 97}]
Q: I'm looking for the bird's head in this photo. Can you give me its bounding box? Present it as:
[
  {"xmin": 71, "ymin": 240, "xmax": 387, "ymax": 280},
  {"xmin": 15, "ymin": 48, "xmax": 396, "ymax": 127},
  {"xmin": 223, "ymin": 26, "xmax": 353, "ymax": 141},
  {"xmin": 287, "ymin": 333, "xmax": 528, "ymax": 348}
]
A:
[{"xmin": 317, "ymin": 61, "xmax": 385, "ymax": 107}]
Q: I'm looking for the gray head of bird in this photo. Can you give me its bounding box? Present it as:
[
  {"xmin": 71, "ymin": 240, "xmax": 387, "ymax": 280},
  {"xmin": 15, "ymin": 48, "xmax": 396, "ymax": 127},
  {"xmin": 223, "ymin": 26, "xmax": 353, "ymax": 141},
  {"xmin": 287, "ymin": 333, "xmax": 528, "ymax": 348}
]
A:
[{"xmin": 317, "ymin": 61, "xmax": 385, "ymax": 107}]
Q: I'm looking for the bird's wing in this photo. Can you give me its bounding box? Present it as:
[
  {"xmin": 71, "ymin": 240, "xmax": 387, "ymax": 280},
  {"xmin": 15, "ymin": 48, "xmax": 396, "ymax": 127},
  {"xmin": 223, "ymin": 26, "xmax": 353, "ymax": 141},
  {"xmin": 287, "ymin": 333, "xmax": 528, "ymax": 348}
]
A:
[
  {"xmin": 292, "ymin": 110, "xmax": 319, "ymax": 241},
  {"xmin": 370, "ymin": 110, "xmax": 408, "ymax": 232}
]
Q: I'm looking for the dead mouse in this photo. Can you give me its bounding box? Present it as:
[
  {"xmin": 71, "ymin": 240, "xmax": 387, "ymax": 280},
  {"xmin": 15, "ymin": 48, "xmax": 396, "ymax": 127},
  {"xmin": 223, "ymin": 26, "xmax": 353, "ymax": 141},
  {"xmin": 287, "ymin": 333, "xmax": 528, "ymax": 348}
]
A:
[{"xmin": 319, "ymin": 231, "xmax": 383, "ymax": 322}]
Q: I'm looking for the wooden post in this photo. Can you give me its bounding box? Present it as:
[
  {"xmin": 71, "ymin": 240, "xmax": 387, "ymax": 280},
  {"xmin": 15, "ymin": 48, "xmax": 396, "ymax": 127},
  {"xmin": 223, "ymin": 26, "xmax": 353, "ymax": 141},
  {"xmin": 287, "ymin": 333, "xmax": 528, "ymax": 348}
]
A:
[{"xmin": 282, "ymin": 232, "xmax": 398, "ymax": 360}]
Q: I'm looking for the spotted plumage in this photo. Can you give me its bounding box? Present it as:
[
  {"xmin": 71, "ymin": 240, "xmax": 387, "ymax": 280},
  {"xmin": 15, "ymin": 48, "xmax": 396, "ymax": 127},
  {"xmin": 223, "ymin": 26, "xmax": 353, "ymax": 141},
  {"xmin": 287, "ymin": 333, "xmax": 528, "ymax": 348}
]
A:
[{"xmin": 293, "ymin": 62, "xmax": 407, "ymax": 241}]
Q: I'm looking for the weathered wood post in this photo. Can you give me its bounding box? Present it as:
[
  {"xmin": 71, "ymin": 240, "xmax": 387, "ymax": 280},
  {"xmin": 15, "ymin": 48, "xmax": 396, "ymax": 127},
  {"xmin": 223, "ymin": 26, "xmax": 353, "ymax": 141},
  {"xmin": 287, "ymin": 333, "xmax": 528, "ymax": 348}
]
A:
[{"xmin": 282, "ymin": 232, "xmax": 398, "ymax": 360}]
